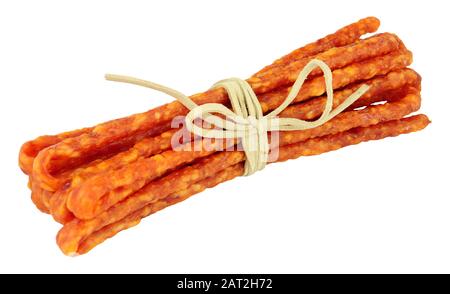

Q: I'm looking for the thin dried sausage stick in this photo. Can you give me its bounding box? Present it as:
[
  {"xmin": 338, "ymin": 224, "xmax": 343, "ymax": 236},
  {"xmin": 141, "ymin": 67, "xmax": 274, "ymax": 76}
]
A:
[
  {"xmin": 253, "ymin": 17, "xmax": 380, "ymax": 78},
  {"xmin": 19, "ymin": 128, "xmax": 91, "ymax": 175}
]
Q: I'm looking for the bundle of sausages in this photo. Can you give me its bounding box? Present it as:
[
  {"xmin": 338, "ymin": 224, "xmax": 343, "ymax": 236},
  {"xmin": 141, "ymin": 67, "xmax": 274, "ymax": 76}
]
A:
[{"xmin": 19, "ymin": 17, "xmax": 430, "ymax": 255}]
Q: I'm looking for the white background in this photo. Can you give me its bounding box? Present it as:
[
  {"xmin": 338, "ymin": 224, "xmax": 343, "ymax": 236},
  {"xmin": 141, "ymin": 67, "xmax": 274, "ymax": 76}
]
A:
[{"xmin": 1, "ymin": 0, "xmax": 449, "ymax": 273}]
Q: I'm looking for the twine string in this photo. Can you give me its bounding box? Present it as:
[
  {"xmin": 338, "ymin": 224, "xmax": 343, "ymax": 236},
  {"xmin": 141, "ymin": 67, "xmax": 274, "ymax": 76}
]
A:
[{"xmin": 105, "ymin": 59, "xmax": 370, "ymax": 175}]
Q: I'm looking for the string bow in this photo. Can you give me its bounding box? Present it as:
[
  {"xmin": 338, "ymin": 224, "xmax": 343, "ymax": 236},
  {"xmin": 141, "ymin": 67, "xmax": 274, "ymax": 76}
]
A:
[{"xmin": 106, "ymin": 59, "xmax": 369, "ymax": 175}]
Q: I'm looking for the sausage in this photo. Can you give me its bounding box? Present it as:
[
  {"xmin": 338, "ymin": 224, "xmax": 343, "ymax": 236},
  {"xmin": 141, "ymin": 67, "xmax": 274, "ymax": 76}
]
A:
[{"xmin": 253, "ymin": 17, "xmax": 380, "ymax": 78}]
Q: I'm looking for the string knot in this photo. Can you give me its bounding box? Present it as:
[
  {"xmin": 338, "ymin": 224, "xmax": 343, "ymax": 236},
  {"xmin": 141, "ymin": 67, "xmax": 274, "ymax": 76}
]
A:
[{"xmin": 105, "ymin": 59, "xmax": 370, "ymax": 176}]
